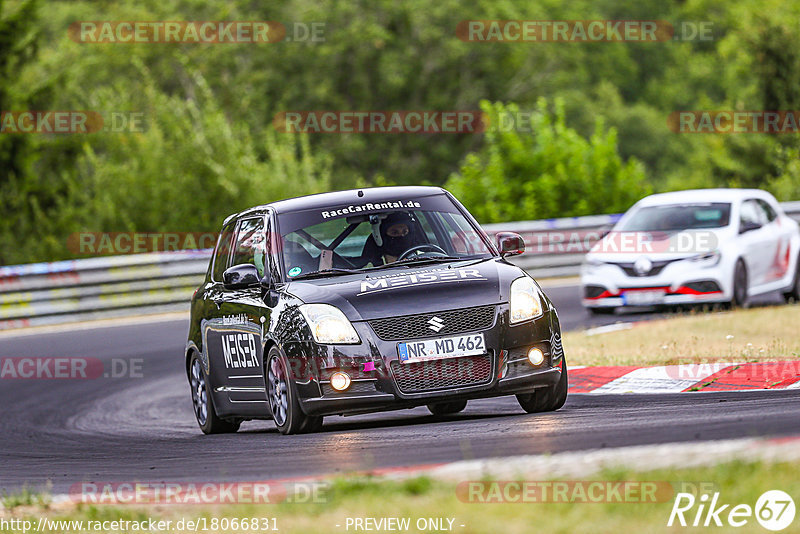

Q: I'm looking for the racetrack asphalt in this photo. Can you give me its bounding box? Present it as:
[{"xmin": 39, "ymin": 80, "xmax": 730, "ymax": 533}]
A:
[{"xmin": 0, "ymin": 284, "xmax": 796, "ymax": 493}]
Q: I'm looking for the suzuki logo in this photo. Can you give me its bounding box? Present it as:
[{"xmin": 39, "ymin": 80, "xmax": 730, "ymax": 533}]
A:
[{"xmin": 427, "ymin": 316, "xmax": 445, "ymax": 332}]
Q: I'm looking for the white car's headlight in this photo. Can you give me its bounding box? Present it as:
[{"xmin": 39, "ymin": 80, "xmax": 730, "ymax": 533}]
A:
[
  {"xmin": 583, "ymin": 257, "xmax": 605, "ymax": 271},
  {"xmin": 688, "ymin": 250, "xmax": 721, "ymax": 266},
  {"xmin": 510, "ymin": 276, "xmax": 544, "ymax": 324},
  {"xmin": 298, "ymin": 304, "xmax": 360, "ymax": 344}
]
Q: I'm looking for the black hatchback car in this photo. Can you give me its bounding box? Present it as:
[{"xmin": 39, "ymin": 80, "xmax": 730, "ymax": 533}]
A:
[{"xmin": 185, "ymin": 186, "xmax": 567, "ymax": 434}]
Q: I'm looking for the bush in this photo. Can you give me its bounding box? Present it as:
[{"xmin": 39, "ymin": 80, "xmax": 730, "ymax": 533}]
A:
[{"xmin": 446, "ymin": 99, "xmax": 649, "ymax": 223}]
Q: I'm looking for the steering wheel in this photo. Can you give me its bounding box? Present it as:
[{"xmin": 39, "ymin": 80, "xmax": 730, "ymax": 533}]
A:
[{"xmin": 397, "ymin": 244, "xmax": 448, "ymax": 261}]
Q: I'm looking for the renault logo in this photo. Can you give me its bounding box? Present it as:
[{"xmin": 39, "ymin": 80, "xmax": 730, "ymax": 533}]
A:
[
  {"xmin": 427, "ymin": 316, "xmax": 445, "ymax": 332},
  {"xmin": 633, "ymin": 256, "xmax": 653, "ymax": 276}
]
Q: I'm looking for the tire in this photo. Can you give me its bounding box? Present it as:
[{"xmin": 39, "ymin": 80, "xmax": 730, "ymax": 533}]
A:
[
  {"xmin": 189, "ymin": 354, "xmax": 240, "ymax": 435},
  {"xmin": 516, "ymin": 358, "xmax": 568, "ymax": 413},
  {"xmin": 731, "ymin": 259, "xmax": 749, "ymax": 309},
  {"xmin": 783, "ymin": 256, "xmax": 800, "ymax": 303},
  {"xmin": 588, "ymin": 307, "xmax": 615, "ymax": 315},
  {"xmin": 299, "ymin": 414, "xmax": 324, "ymax": 433},
  {"xmin": 266, "ymin": 346, "xmax": 315, "ymax": 435},
  {"xmin": 427, "ymin": 400, "xmax": 468, "ymax": 416}
]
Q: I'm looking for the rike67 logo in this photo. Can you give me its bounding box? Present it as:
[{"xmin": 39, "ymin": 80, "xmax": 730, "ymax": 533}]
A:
[{"xmin": 668, "ymin": 490, "xmax": 795, "ymax": 531}]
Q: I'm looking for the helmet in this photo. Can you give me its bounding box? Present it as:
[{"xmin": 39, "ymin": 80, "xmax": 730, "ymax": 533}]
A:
[{"xmin": 379, "ymin": 211, "xmax": 423, "ymax": 257}]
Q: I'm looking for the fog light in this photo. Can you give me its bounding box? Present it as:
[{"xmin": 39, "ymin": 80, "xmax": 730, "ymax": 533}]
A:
[
  {"xmin": 330, "ymin": 371, "xmax": 351, "ymax": 391},
  {"xmin": 527, "ymin": 347, "xmax": 545, "ymax": 366}
]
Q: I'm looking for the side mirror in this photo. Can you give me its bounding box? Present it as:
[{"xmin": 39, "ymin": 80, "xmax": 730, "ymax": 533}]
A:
[
  {"xmin": 739, "ymin": 220, "xmax": 762, "ymax": 234},
  {"xmin": 496, "ymin": 232, "xmax": 525, "ymax": 257},
  {"xmin": 222, "ymin": 264, "xmax": 260, "ymax": 289}
]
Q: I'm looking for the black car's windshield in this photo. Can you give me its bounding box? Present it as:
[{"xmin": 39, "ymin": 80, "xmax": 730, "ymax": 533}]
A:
[
  {"xmin": 277, "ymin": 198, "xmax": 493, "ymax": 279},
  {"xmin": 619, "ymin": 203, "xmax": 732, "ymax": 232}
]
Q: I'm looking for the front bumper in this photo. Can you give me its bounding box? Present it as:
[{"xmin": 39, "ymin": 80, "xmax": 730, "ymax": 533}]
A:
[
  {"xmin": 581, "ymin": 259, "xmax": 731, "ymax": 308},
  {"xmin": 284, "ymin": 304, "xmax": 563, "ymax": 417}
]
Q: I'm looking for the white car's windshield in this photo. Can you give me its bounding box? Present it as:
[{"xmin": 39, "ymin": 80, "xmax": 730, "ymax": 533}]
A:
[{"xmin": 619, "ymin": 203, "xmax": 731, "ymax": 232}]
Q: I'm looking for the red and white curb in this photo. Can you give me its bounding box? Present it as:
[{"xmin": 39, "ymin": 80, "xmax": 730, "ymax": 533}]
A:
[{"xmin": 570, "ymin": 361, "xmax": 800, "ymax": 394}]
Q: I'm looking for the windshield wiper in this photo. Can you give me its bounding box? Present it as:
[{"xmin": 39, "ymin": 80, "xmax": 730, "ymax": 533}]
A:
[
  {"xmin": 396, "ymin": 255, "xmax": 465, "ymax": 265},
  {"xmin": 290, "ymin": 268, "xmax": 361, "ymax": 280}
]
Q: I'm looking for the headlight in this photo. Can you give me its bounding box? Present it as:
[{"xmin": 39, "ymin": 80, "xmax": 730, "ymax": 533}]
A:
[
  {"xmin": 583, "ymin": 257, "xmax": 605, "ymax": 271},
  {"xmin": 510, "ymin": 276, "xmax": 544, "ymax": 324},
  {"xmin": 298, "ymin": 304, "xmax": 360, "ymax": 344},
  {"xmin": 688, "ymin": 251, "xmax": 721, "ymax": 266}
]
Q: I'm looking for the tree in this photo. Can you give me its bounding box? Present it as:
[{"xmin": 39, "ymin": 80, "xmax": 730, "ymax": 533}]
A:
[{"xmin": 446, "ymin": 99, "xmax": 649, "ymax": 222}]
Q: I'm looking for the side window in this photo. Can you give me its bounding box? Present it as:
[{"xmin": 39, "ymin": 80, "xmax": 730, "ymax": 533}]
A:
[
  {"xmin": 740, "ymin": 200, "xmax": 765, "ymax": 228},
  {"xmin": 212, "ymin": 221, "xmax": 236, "ymax": 281},
  {"xmin": 231, "ymin": 217, "xmax": 266, "ymax": 277},
  {"xmin": 439, "ymin": 212, "xmax": 482, "ymax": 254},
  {"xmin": 756, "ymin": 199, "xmax": 777, "ymax": 223}
]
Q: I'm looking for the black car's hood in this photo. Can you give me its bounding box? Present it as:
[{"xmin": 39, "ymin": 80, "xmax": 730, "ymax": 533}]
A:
[{"xmin": 284, "ymin": 259, "xmax": 526, "ymax": 321}]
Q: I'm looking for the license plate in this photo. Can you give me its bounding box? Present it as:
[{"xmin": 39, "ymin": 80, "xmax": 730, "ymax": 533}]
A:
[
  {"xmin": 398, "ymin": 333, "xmax": 485, "ymax": 364},
  {"xmin": 622, "ymin": 290, "xmax": 665, "ymax": 306}
]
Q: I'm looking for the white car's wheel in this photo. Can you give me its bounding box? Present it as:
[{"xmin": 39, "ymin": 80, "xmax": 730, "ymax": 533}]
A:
[
  {"xmin": 783, "ymin": 255, "xmax": 800, "ymax": 303},
  {"xmin": 731, "ymin": 259, "xmax": 749, "ymax": 308}
]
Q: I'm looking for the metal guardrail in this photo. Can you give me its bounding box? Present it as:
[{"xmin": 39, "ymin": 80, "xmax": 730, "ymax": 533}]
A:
[
  {"xmin": 1, "ymin": 202, "xmax": 798, "ymax": 329},
  {"xmin": 0, "ymin": 251, "xmax": 211, "ymax": 329}
]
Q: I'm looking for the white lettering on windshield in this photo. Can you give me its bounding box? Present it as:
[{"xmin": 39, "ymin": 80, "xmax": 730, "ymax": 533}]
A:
[{"xmin": 320, "ymin": 200, "xmax": 422, "ymax": 219}]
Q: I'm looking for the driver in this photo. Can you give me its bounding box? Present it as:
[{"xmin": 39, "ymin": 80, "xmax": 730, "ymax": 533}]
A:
[{"xmin": 379, "ymin": 211, "xmax": 425, "ymax": 263}]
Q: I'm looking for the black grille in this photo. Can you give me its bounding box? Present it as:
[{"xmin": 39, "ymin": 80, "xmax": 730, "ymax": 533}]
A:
[
  {"xmin": 322, "ymin": 380, "xmax": 377, "ymax": 396},
  {"xmin": 369, "ymin": 305, "xmax": 495, "ymax": 341},
  {"xmin": 683, "ymin": 280, "xmax": 722, "ymax": 293},
  {"xmin": 584, "ymin": 285, "xmax": 607, "ymax": 299},
  {"xmin": 506, "ymin": 360, "xmax": 534, "ymax": 379},
  {"xmin": 612, "ymin": 259, "xmax": 677, "ymax": 277},
  {"xmin": 390, "ymin": 354, "xmax": 493, "ymax": 393},
  {"xmin": 503, "ymin": 345, "xmax": 551, "ymax": 379}
]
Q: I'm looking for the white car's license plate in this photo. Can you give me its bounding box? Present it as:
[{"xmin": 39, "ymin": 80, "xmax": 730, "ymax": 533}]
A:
[
  {"xmin": 398, "ymin": 333, "xmax": 485, "ymax": 364},
  {"xmin": 622, "ymin": 290, "xmax": 665, "ymax": 305}
]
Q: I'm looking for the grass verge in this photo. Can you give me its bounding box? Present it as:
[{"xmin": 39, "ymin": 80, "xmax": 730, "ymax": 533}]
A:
[
  {"xmin": 2, "ymin": 460, "xmax": 799, "ymax": 533},
  {"xmin": 563, "ymin": 304, "xmax": 800, "ymax": 367}
]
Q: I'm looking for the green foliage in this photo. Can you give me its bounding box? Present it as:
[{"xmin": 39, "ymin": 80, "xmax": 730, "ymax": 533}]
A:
[
  {"xmin": 446, "ymin": 100, "xmax": 649, "ymax": 222},
  {"xmin": 1, "ymin": 485, "xmax": 50, "ymax": 509},
  {"xmin": 3, "ymin": 0, "xmax": 800, "ymax": 264},
  {"xmin": 71, "ymin": 61, "xmax": 331, "ymax": 234}
]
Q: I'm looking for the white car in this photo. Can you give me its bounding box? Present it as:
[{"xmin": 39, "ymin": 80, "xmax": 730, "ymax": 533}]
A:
[{"xmin": 581, "ymin": 189, "xmax": 800, "ymax": 314}]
